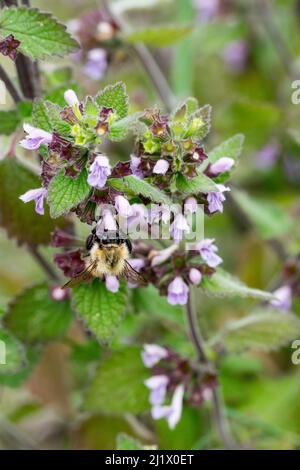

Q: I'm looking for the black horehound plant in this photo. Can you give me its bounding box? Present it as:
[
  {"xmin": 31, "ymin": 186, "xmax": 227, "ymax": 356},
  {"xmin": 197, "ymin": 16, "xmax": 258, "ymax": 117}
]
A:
[{"xmin": 0, "ymin": 1, "xmax": 299, "ymax": 450}]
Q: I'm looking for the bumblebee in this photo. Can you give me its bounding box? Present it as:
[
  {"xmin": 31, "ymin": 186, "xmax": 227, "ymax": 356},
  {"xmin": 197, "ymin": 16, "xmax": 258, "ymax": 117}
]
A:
[{"xmin": 63, "ymin": 227, "xmax": 146, "ymax": 288}]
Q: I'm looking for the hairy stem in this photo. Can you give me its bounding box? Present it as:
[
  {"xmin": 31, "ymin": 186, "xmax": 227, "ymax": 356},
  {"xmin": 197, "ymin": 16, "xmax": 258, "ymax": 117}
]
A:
[
  {"xmin": 186, "ymin": 292, "xmax": 237, "ymax": 449},
  {"xmin": 15, "ymin": 55, "xmax": 36, "ymax": 100},
  {"xmin": 186, "ymin": 291, "xmax": 207, "ymax": 362},
  {"xmin": 103, "ymin": 0, "xmax": 175, "ymax": 112},
  {"xmin": 0, "ymin": 64, "xmax": 21, "ymax": 103},
  {"xmin": 29, "ymin": 246, "xmax": 60, "ymax": 282},
  {"xmin": 129, "ymin": 43, "xmax": 175, "ymax": 112}
]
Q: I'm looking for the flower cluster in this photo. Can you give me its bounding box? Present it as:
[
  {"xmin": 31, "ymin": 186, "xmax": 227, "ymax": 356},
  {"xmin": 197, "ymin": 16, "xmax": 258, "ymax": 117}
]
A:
[
  {"xmin": 18, "ymin": 84, "xmax": 235, "ymax": 303},
  {"xmin": 132, "ymin": 106, "xmax": 234, "ymax": 215},
  {"xmin": 19, "ymin": 89, "xmax": 120, "ymax": 220},
  {"xmin": 128, "ymin": 238, "xmax": 222, "ymax": 305},
  {"xmin": 142, "ymin": 344, "xmax": 217, "ymax": 429},
  {"xmin": 19, "ymin": 86, "xmax": 235, "ymax": 236}
]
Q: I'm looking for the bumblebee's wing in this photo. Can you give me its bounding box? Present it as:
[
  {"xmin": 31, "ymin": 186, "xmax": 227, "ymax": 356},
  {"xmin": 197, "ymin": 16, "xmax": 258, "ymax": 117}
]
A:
[
  {"xmin": 62, "ymin": 261, "xmax": 97, "ymax": 289},
  {"xmin": 123, "ymin": 260, "xmax": 147, "ymax": 286}
]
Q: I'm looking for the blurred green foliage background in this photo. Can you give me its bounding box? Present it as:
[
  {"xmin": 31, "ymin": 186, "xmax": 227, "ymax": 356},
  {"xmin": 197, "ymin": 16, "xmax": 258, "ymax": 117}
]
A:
[{"xmin": 1, "ymin": 0, "xmax": 300, "ymax": 450}]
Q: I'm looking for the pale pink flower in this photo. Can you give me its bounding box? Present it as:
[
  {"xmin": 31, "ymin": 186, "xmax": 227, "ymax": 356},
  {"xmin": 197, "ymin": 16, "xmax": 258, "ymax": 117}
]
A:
[
  {"xmin": 19, "ymin": 187, "xmax": 47, "ymax": 215},
  {"xmin": 141, "ymin": 344, "xmax": 168, "ymax": 368}
]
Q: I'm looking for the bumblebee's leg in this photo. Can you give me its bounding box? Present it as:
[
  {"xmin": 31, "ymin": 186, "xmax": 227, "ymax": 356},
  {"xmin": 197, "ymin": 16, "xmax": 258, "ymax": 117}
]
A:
[
  {"xmin": 125, "ymin": 239, "xmax": 132, "ymax": 254},
  {"xmin": 86, "ymin": 233, "xmax": 95, "ymax": 250}
]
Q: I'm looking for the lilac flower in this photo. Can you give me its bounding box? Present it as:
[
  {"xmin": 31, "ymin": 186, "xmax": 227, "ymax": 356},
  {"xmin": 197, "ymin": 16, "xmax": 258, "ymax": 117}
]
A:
[
  {"xmin": 209, "ymin": 157, "xmax": 235, "ymax": 176},
  {"xmin": 207, "ymin": 184, "xmax": 230, "ymax": 214},
  {"xmin": 20, "ymin": 124, "xmax": 52, "ymax": 150},
  {"xmin": 87, "ymin": 154, "xmax": 111, "ymax": 188},
  {"xmin": 67, "ymin": 19, "xmax": 80, "ymax": 35},
  {"xmin": 96, "ymin": 208, "xmax": 117, "ymax": 235},
  {"xmin": 115, "ymin": 195, "xmax": 132, "ymax": 218},
  {"xmin": 19, "ymin": 187, "xmax": 47, "ymax": 215},
  {"xmin": 127, "ymin": 204, "xmax": 148, "ymax": 232},
  {"xmin": 189, "ymin": 268, "xmax": 202, "ymax": 285},
  {"xmin": 153, "ymin": 159, "xmax": 169, "ymax": 175},
  {"xmin": 222, "ymin": 41, "xmax": 248, "ymax": 74},
  {"xmin": 184, "ymin": 197, "xmax": 198, "ymax": 214},
  {"xmin": 169, "ymin": 214, "xmax": 190, "ymax": 243},
  {"xmin": 270, "ymin": 285, "xmax": 292, "ymax": 312},
  {"xmin": 141, "ymin": 344, "xmax": 169, "ymax": 368},
  {"xmin": 105, "ymin": 275, "xmax": 120, "ymax": 293},
  {"xmin": 148, "ymin": 205, "xmax": 170, "ymax": 225},
  {"xmin": 151, "ymin": 244, "xmax": 178, "ymax": 267},
  {"xmin": 128, "ymin": 258, "xmax": 145, "ymax": 271},
  {"xmin": 167, "ymin": 276, "xmax": 189, "ymax": 306},
  {"xmin": 193, "ymin": 0, "xmax": 219, "ymax": 22},
  {"xmin": 196, "ymin": 239, "xmax": 222, "ymax": 268},
  {"xmin": 144, "ymin": 375, "xmax": 169, "ymax": 405},
  {"xmin": 256, "ymin": 142, "xmax": 280, "ymax": 170},
  {"xmin": 151, "ymin": 384, "xmax": 185, "ymax": 430},
  {"xmin": 64, "ymin": 89, "xmax": 79, "ymax": 106},
  {"xmin": 130, "ymin": 154, "xmax": 143, "ymax": 178},
  {"xmin": 83, "ymin": 48, "xmax": 107, "ymax": 80}
]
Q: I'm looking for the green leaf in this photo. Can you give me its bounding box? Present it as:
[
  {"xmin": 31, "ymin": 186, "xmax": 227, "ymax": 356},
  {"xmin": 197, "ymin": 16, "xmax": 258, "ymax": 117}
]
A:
[
  {"xmin": 232, "ymin": 189, "xmax": 292, "ymax": 239},
  {"xmin": 116, "ymin": 433, "xmax": 144, "ymax": 450},
  {"xmin": 32, "ymin": 99, "xmax": 52, "ymax": 132},
  {"xmin": 210, "ymin": 309, "xmax": 300, "ymax": 353},
  {"xmin": 69, "ymin": 339, "xmax": 101, "ymax": 365},
  {"xmin": 72, "ymin": 279, "xmax": 127, "ymax": 344},
  {"xmin": 0, "ymin": 110, "xmax": 20, "ymax": 135},
  {"xmin": 131, "ymin": 284, "xmax": 184, "ymax": 328},
  {"xmin": 188, "ymin": 104, "xmax": 211, "ymax": 140},
  {"xmin": 172, "ymin": 97, "xmax": 198, "ymax": 119},
  {"xmin": 45, "ymin": 101, "xmax": 71, "ymax": 136},
  {"xmin": 0, "ymin": 7, "xmax": 78, "ymax": 59},
  {"xmin": 0, "ymin": 328, "xmax": 27, "ymax": 374},
  {"xmin": 108, "ymin": 175, "xmax": 172, "ymax": 204},
  {"xmin": 109, "ymin": 112, "xmax": 143, "ymax": 141},
  {"xmin": 201, "ymin": 268, "xmax": 273, "ymax": 301},
  {"xmin": 84, "ymin": 96, "xmax": 99, "ymax": 117},
  {"xmin": 123, "ymin": 25, "xmax": 193, "ymax": 47},
  {"xmin": 95, "ymin": 82, "xmax": 128, "ymax": 119},
  {"xmin": 0, "ymin": 346, "xmax": 40, "ymax": 387},
  {"xmin": 47, "ymin": 168, "xmax": 91, "ymax": 218},
  {"xmin": 176, "ymin": 172, "xmax": 219, "ymax": 195},
  {"xmin": 207, "ymin": 134, "xmax": 244, "ymax": 164},
  {"xmin": 84, "ymin": 347, "xmax": 150, "ymax": 414},
  {"xmin": 33, "ymin": 100, "xmax": 71, "ymax": 135},
  {"xmin": 0, "ymin": 157, "xmax": 65, "ymax": 246},
  {"xmin": 4, "ymin": 283, "xmax": 72, "ymax": 344},
  {"xmin": 17, "ymin": 101, "xmax": 33, "ymax": 119}
]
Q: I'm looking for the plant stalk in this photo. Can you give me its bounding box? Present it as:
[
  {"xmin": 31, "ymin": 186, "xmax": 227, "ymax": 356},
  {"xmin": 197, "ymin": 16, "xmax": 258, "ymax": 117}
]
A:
[
  {"xmin": 186, "ymin": 291, "xmax": 237, "ymax": 449},
  {"xmin": 0, "ymin": 63, "xmax": 21, "ymax": 103},
  {"xmin": 103, "ymin": 0, "xmax": 175, "ymax": 112},
  {"xmin": 28, "ymin": 246, "xmax": 60, "ymax": 282}
]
